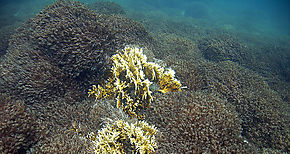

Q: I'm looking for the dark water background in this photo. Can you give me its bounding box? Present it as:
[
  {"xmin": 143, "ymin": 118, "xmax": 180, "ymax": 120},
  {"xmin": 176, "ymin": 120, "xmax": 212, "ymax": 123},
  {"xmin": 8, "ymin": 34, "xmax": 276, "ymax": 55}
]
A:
[
  {"xmin": 121, "ymin": 0, "xmax": 290, "ymax": 38},
  {"xmin": 1, "ymin": 0, "xmax": 290, "ymax": 39}
]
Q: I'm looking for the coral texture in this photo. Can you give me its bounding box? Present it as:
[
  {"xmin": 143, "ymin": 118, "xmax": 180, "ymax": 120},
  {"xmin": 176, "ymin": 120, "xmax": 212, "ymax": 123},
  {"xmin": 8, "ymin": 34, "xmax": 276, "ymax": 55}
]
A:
[
  {"xmin": 158, "ymin": 52, "xmax": 288, "ymax": 152},
  {"xmin": 198, "ymin": 35, "xmax": 252, "ymax": 64},
  {"xmin": 29, "ymin": 98, "xmax": 139, "ymax": 153},
  {"xmin": 0, "ymin": 0, "xmax": 288, "ymax": 153},
  {"xmin": 28, "ymin": 0, "xmax": 153, "ymax": 79},
  {"xmin": 0, "ymin": 0, "xmax": 154, "ymax": 104},
  {"xmin": 89, "ymin": 46, "xmax": 182, "ymax": 118},
  {"xmin": 28, "ymin": 98, "xmax": 95, "ymax": 153},
  {"xmin": 198, "ymin": 61, "xmax": 289, "ymax": 151},
  {"xmin": 147, "ymin": 91, "xmax": 254, "ymax": 153},
  {"xmin": 85, "ymin": 119, "xmax": 157, "ymax": 153},
  {"xmin": 0, "ymin": 95, "xmax": 37, "ymax": 153}
]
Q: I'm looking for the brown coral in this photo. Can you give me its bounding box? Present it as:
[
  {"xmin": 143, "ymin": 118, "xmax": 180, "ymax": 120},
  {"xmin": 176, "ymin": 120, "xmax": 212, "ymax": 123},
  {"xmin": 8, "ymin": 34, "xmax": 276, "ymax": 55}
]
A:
[
  {"xmin": 147, "ymin": 91, "xmax": 254, "ymax": 153},
  {"xmin": 0, "ymin": 45, "xmax": 71, "ymax": 104},
  {"xmin": 159, "ymin": 55, "xmax": 288, "ymax": 152},
  {"xmin": 30, "ymin": 99, "xmax": 140, "ymax": 153},
  {"xmin": 0, "ymin": 95, "xmax": 37, "ymax": 153},
  {"xmin": 28, "ymin": 98, "xmax": 96, "ymax": 153},
  {"xmin": 29, "ymin": 0, "xmax": 153, "ymax": 79},
  {"xmin": 198, "ymin": 60, "xmax": 289, "ymax": 151},
  {"xmin": 198, "ymin": 34, "xmax": 252, "ymax": 64},
  {"xmin": 0, "ymin": 0, "xmax": 155, "ymax": 104}
]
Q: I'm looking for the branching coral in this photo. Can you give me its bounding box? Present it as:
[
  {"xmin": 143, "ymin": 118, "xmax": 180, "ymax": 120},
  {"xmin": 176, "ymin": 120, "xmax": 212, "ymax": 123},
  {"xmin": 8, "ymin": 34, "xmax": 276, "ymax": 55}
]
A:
[
  {"xmin": 86, "ymin": 120, "xmax": 157, "ymax": 154},
  {"xmin": 88, "ymin": 46, "xmax": 182, "ymax": 118},
  {"xmin": 0, "ymin": 95, "xmax": 37, "ymax": 153},
  {"xmin": 0, "ymin": 0, "xmax": 155, "ymax": 104},
  {"xmin": 199, "ymin": 61, "xmax": 289, "ymax": 151},
  {"xmin": 147, "ymin": 91, "xmax": 254, "ymax": 153}
]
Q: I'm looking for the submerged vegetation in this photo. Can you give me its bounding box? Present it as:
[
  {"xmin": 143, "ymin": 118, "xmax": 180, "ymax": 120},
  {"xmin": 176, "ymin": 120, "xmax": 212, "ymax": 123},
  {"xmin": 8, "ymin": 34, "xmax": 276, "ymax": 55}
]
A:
[{"xmin": 0, "ymin": 0, "xmax": 289, "ymax": 153}]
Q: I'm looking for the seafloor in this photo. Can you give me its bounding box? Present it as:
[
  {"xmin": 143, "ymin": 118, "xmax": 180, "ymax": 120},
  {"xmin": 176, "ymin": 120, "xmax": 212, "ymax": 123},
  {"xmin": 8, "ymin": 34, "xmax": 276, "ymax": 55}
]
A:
[{"xmin": 0, "ymin": 0, "xmax": 289, "ymax": 153}]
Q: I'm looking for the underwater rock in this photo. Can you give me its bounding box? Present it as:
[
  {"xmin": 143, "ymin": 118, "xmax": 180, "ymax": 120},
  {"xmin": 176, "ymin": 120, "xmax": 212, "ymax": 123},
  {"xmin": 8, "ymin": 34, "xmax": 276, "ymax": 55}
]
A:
[{"xmin": 0, "ymin": 0, "xmax": 154, "ymax": 104}]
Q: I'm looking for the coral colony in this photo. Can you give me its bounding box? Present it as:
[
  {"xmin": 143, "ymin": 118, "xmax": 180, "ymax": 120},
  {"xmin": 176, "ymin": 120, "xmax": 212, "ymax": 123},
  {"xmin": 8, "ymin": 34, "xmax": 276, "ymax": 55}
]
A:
[
  {"xmin": 85, "ymin": 46, "xmax": 182, "ymax": 153},
  {"xmin": 1, "ymin": 0, "xmax": 288, "ymax": 153},
  {"xmin": 88, "ymin": 46, "xmax": 182, "ymax": 119},
  {"xmin": 87, "ymin": 120, "xmax": 157, "ymax": 153}
]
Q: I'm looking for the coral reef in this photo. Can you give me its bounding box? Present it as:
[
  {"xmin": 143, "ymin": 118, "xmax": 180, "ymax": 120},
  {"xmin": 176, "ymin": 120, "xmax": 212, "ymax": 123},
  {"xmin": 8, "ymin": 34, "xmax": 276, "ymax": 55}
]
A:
[
  {"xmin": 89, "ymin": 99, "xmax": 137, "ymax": 130},
  {"xmin": 0, "ymin": 95, "xmax": 37, "ymax": 153},
  {"xmin": 198, "ymin": 60, "xmax": 289, "ymax": 151},
  {"xmin": 0, "ymin": 0, "xmax": 155, "ymax": 104},
  {"xmin": 88, "ymin": 1, "xmax": 126, "ymax": 15},
  {"xmin": 30, "ymin": 97, "xmax": 154, "ymax": 153},
  {"xmin": 252, "ymin": 44, "xmax": 290, "ymax": 82},
  {"xmin": 0, "ymin": 45, "xmax": 72, "ymax": 104},
  {"xmin": 30, "ymin": 0, "xmax": 153, "ymax": 79},
  {"xmin": 85, "ymin": 120, "xmax": 157, "ymax": 153},
  {"xmin": 31, "ymin": 130, "xmax": 87, "ymax": 153},
  {"xmin": 147, "ymin": 91, "xmax": 254, "ymax": 153},
  {"xmin": 198, "ymin": 34, "xmax": 252, "ymax": 64},
  {"xmin": 160, "ymin": 52, "xmax": 288, "ymax": 152},
  {"xmin": 167, "ymin": 59, "xmax": 205, "ymax": 92},
  {"xmin": 28, "ymin": 98, "xmax": 95, "ymax": 153},
  {"xmin": 29, "ymin": 98, "xmax": 140, "ymax": 153},
  {"xmin": 154, "ymin": 33, "xmax": 201, "ymax": 61},
  {"xmin": 0, "ymin": 0, "xmax": 288, "ymax": 153},
  {"xmin": 89, "ymin": 46, "xmax": 182, "ymax": 118}
]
